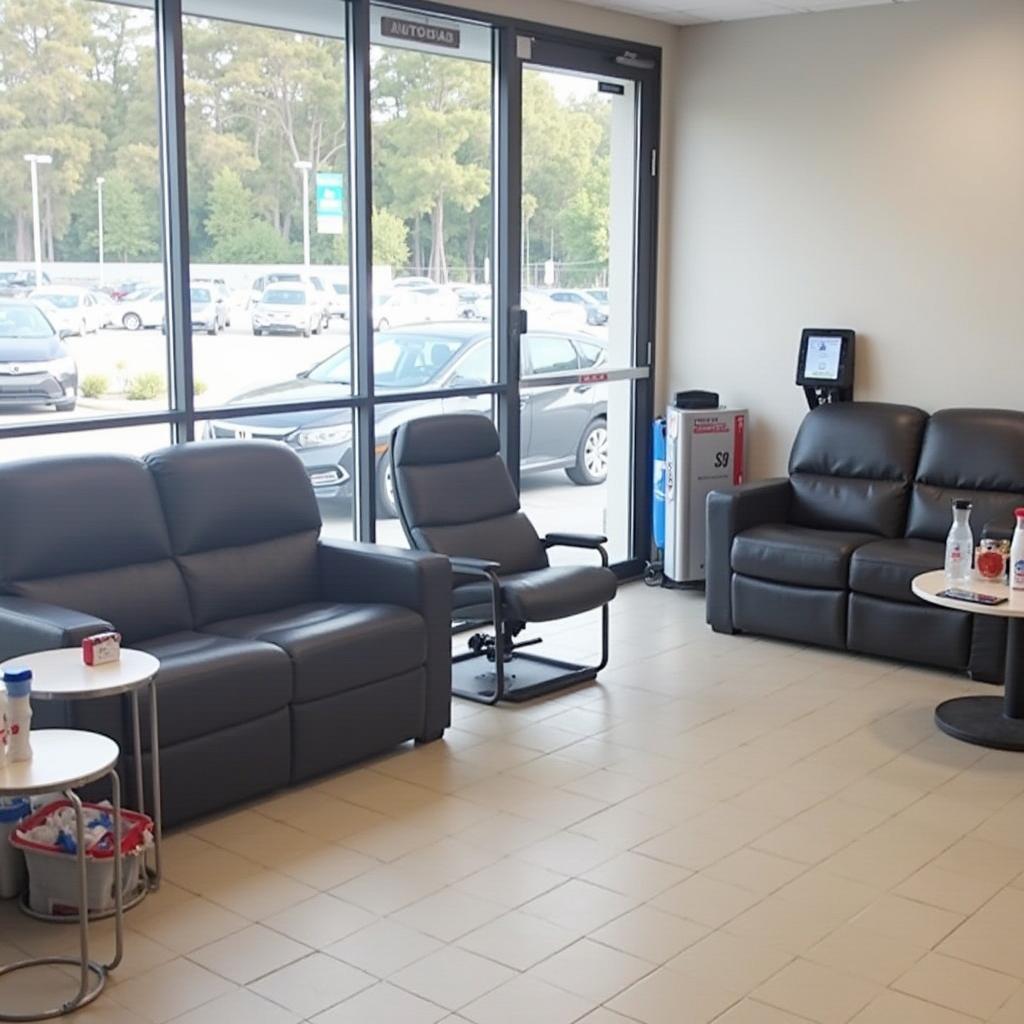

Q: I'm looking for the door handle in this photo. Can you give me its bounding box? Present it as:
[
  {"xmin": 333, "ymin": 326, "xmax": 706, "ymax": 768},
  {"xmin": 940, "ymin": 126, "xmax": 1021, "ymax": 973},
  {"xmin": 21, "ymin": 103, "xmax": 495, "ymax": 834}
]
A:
[{"xmin": 573, "ymin": 384, "xmax": 592, "ymax": 394}]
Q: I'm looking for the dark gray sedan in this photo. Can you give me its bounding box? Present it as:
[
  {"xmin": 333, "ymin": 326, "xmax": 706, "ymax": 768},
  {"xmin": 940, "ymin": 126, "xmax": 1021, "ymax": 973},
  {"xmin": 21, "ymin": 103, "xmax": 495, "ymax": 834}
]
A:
[{"xmin": 206, "ymin": 321, "xmax": 608, "ymax": 517}]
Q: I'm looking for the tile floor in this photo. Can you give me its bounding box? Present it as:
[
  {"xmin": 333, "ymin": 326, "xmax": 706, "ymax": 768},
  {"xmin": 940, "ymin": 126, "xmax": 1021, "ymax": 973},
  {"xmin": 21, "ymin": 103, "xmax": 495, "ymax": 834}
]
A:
[{"xmin": 3, "ymin": 583, "xmax": 1024, "ymax": 1022}]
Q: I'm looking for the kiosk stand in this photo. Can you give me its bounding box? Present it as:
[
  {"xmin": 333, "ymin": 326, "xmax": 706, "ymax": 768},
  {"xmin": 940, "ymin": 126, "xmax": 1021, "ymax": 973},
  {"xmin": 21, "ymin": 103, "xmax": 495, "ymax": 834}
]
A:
[{"xmin": 797, "ymin": 328, "xmax": 856, "ymax": 409}]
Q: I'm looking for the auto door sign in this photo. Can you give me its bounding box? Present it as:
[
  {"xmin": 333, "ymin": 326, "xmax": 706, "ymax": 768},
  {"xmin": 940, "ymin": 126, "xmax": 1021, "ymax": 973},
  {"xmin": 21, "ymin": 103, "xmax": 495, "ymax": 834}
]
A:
[{"xmin": 380, "ymin": 15, "xmax": 461, "ymax": 50}]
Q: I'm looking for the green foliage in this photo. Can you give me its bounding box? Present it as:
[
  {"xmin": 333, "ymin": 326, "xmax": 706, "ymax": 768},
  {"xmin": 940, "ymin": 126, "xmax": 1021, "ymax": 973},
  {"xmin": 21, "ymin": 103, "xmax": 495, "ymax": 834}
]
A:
[
  {"xmin": 80, "ymin": 373, "xmax": 108, "ymax": 399},
  {"xmin": 125, "ymin": 371, "xmax": 164, "ymax": 400},
  {"xmin": 193, "ymin": 378, "xmax": 208, "ymax": 397},
  {"xmin": 204, "ymin": 168, "xmax": 292, "ymax": 263},
  {"xmin": 373, "ymin": 207, "xmax": 409, "ymax": 268}
]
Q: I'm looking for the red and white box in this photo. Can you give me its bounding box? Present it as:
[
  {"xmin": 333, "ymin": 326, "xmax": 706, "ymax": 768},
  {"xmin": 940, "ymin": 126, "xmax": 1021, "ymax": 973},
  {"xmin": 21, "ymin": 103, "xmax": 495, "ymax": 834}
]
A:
[{"xmin": 82, "ymin": 632, "xmax": 122, "ymax": 667}]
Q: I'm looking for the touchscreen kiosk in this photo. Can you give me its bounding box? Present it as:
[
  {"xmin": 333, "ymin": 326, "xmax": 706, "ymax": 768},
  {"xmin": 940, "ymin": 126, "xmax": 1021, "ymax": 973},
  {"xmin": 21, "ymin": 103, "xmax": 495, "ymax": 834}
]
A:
[{"xmin": 796, "ymin": 328, "xmax": 855, "ymax": 409}]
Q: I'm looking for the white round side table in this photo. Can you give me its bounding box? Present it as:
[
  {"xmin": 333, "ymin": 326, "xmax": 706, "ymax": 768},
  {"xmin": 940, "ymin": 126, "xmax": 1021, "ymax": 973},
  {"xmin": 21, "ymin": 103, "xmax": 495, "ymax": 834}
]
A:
[
  {"xmin": 0, "ymin": 650, "xmax": 162, "ymax": 896},
  {"xmin": 913, "ymin": 570, "xmax": 1024, "ymax": 750},
  {"xmin": 0, "ymin": 730, "xmax": 124, "ymax": 1021}
]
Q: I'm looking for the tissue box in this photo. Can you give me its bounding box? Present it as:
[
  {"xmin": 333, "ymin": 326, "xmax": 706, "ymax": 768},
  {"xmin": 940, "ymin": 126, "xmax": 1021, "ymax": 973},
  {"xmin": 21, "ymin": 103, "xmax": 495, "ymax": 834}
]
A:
[{"xmin": 82, "ymin": 632, "xmax": 122, "ymax": 667}]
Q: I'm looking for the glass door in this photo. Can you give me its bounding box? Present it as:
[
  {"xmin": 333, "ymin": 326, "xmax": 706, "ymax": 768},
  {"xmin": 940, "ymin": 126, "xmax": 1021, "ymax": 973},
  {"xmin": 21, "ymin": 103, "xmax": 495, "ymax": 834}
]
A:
[{"xmin": 517, "ymin": 47, "xmax": 656, "ymax": 568}]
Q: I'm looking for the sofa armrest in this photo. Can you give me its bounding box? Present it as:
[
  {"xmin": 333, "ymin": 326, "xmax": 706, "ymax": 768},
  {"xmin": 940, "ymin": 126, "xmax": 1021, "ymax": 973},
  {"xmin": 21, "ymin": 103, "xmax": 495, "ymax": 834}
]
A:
[
  {"xmin": 0, "ymin": 596, "xmax": 113, "ymax": 661},
  {"xmin": 706, "ymin": 478, "xmax": 793, "ymax": 634},
  {"xmin": 317, "ymin": 541, "xmax": 453, "ymax": 740}
]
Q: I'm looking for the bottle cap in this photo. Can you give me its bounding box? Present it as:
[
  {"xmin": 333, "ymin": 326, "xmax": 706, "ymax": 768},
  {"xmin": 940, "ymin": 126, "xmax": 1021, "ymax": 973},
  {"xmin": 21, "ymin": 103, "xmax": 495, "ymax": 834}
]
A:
[
  {"xmin": 3, "ymin": 667, "xmax": 32, "ymax": 698},
  {"xmin": 953, "ymin": 499, "xmax": 973, "ymax": 511},
  {"xmin": 1016, "ymin": 507, "xmax": 1024, "ymax": 518}
]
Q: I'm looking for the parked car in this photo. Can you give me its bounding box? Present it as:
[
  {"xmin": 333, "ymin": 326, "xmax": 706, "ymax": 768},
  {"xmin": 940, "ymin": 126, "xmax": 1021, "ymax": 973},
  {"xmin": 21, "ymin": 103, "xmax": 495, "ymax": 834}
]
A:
[
  {"xmin": 0, "ymin": 300, "xmax": 78, "ymax": 412},
  {"xmin": 250, "ymin": 273, "xmax": 329, "ymax": 331},
  {"xmin": 391, "ymin": 276, "xmax": 434, "ymax": 290},
  {"xmin": 455, "ymin": 284, "xmax": 491, "ymax": 319},
  {"xmin": 204, "ymin": 322, "xmax": 608, "ymax": 517},
  {"xmin": 547, "ymin": 288, "xmax": 608, "ymax": 326},
  {"xmin": 522, "ymin": 289, "xmax": 590, "ymax": 333},
  {"xmin": 192, "ymin": 277, "xmax": 232, "ymax": 327},
  {"xmin": 29, "ymin": 286, "xmax": 107, "ymax": 336},
  {"xmin": 109, "ymin": 279, "xmax": 152, "ymax": 302},
  {"xmin": 190, "ymin": 284, "xmax": 227, "ymax": 335},
  {"xmin": 0, "ymin": 270, "xmax": 50, "ymax": 297},
  {"xmin": 327, "ymin": 280, "xmax": 349, "ymax": 319},
  {"xmin": 251, "ymin": 283, "xmax": 321, "ymax": 336},
  {"xmin": 117, "ymin": 287, "xmax": 165, "ymax": 330},
  {"xmin": 373, "ymin": 286, "xmax": 459, "ymax": 331}
]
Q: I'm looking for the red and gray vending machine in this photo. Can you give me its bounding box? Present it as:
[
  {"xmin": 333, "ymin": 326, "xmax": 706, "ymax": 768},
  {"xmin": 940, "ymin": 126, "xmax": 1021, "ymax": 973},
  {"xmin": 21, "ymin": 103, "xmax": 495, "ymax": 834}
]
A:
[{"xmin": 664, "ymin": 403, "xmax": 747, "ymax": 584}]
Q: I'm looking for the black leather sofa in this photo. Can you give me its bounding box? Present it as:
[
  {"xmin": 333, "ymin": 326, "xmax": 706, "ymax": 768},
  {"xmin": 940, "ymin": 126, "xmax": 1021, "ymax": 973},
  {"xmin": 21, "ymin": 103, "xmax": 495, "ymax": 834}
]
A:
[
  {"xmin": 0, "ymin": 441, "xmax": 452, "ymax": 826},
  {"xmin": 707, "ymin": 403, "xmax": 1024, "ymax": 682}
]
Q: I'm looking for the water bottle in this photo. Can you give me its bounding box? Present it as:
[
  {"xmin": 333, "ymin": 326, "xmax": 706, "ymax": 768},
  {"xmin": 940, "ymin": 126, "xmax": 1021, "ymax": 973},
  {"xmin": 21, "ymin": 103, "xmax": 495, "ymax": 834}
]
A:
[
  {"xmin": 1011, "ymin": 507, "xmax": 1024, "ymax": 591},
  {"xmin": 945, "ymin": 499, "xmax": 974, "ymax": 584},
  {"xmin": 2, "ymin": 668, "xmax": 33, "ymax": 763},
  {"xmin": 0, "ymin": 688, "xmax": 7, "ymax": 768}
]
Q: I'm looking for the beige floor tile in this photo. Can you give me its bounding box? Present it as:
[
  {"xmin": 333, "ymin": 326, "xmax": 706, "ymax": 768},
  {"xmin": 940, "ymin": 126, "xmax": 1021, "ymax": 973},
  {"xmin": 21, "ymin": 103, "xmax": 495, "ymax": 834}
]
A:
[
  {"xmin": 849, "ymin": 990, "xmax": 984, "ymax": 1024},
  {"xmin": 650, "ymin": 872, "xmax": 763, "ymax": 928},
  {"xmin": 805, "ymin": 923, "xmax": 927, "ymax": 985},
  {"xmin": 109, "ymin": 958, "xmax": 235, "ymax": 1023},
  {"xmin": 665, "ymin": 930, "xmax": 793, "ymax": 993},
  {"xmin": 893, "ymin": 863, "xmax": 1005, "ymax": 916},
  {"xmin": 329, "ymin": 864, "xmax": 444, "ymax": 915},
  {"xmin": 326, "ymin": 918, "xmax": 443, "ymax": 977},
  {"xmin": 991, "ymin": 985, "xmax": 1024, "ymax": 1023},
  {"xmin": 189, "ymin": 923, "xmax": 309, "ymax": 985},
  {"xmin": 715, "ymin": 999, "xmax": 822, "ymax": 1023},
  {"xmin": 589, "ymin": 905, "xmax": 710, "ymax": 964},
  {"xmin": 528, "ymin": 938, "xmax": 653, "ymax": 1001},
  {"xmin": 203, "ymin": 869, "xmax": 319, "ymax": 921},
  {"xmin": 392, "ymin": 888, "xmax": 506, "ymax": 942},
  {"xmin": 391, "ymin": 946, "xmax": 515, "ymax": 1010},
  {"xmin": 274, "ymin": 844, "xmax": 380, "ymax": 891},
  {"xmin": 726, "ymin": 894, "xmax": 844, "ymax": 955},
  {"xmin": 570, "ymin": 804, "xmax": 670, "ymax": 848},
  {"xmin": 607, "ymin": 966, "xmax": 744, "ymax": 1024},
  {"xmin": 262, "ymin": 892, "xmax": 376, "ymax": 947},
  {"xmin": 701, "ymin": 847, "xmax": 807, "ymax": 896},
  {"xmin": 516, "ymin": 830, "xmax": 620, "ymax": 875},
  {"xmin": 520, "ymin": 878, "xmax": 635, "ymax": 933},
  {"xmin": 461, "ymin": 975, "xmax": 597, "ymax": 1024},
  {"xmin": 574, "ymin": 1011, "xmax": 639, "ymax": 1024},
  {"xmin": 452, "ymin": 857, "xmax": 567, "ymax": 907},
  {"xmin": 938, "ymin": 887, "xmax": 1024, "ymax": 978},
  {"xmin": 165, "ymin": 988, "xmax": 301, "ymax": 1024},
  {"xmin": 892, "ymin": 951, "xmax": 1020, "ymax": 1019},
  {"xmin": 581, "ymin": 850, "xmax": 691, "ymax": 900},
  {"xmin": 456, "ymin": 910, "xmax": 578, "ymax": 971},
  {"xmin": 119, "ymin": 897, "xmax": 247, "ymax": 956},
  {"xmin": 248, "ymin": 951, "xmax": 375, "ymax": 1017},
  {"xmin": 753, "ymin": 958, "xmax": 879, "ymax": 1023},
  {"xmin": 311, "ymin": 981, "xmax": 448, "ymax": 1023},
  {"xmin": 852, "ymin": 895, "xmax": 964, "ymax": 949}
]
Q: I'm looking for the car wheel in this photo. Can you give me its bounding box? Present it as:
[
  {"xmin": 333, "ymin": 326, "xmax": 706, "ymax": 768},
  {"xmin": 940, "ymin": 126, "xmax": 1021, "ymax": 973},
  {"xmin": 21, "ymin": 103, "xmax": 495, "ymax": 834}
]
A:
[
  {"xmin": 123, "ymin": 312, "xmax": 142, "ymax": 331},
  {"xmin": 376, "ymin": 455, "xmax": 398, "ymax": 519},
  {"xmin": 377, "ymin": 318, "xmax": 389, "ymax": 332},
  {"xmin": 566, "ymin": 418, "xmax": 608, "ymax": 486},
  {"xmin": 55, "ymin": 398, "xmax": 76, "ymax": 412},
  {"xmin": 79, "ymin": 319, "xmax": 87, "ymax": 337},
  {"xmin": 253, "ymin": 327, "xmax": 263, "ymax": 337},
  {"xmin": 302, "ymin": 323, "xmax": 312, "ymax": 338}
]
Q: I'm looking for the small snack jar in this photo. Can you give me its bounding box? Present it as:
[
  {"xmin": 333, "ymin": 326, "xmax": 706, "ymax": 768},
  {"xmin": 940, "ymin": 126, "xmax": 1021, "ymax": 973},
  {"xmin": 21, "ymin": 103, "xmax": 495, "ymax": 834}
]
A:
[{"xmin": 976, "ymin": 538, "xmax": 1009, "ymax": 581}]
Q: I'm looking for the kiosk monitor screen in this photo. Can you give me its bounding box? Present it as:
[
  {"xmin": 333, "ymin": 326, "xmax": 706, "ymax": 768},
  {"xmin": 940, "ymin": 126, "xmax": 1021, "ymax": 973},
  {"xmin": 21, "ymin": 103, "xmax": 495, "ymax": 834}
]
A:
[{"xmin": 803, "ymin": 335, "xmax": 843, "ymax": 382}]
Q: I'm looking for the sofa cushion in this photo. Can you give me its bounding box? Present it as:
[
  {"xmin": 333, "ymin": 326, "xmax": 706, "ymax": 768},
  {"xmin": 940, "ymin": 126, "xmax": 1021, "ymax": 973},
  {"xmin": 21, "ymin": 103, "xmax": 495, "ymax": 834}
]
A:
[
  {"xmin": 906, "ymin": 409, "xmax": 1024, "ymax": 541},
  {"xmin": 453, "ymin": 566, "xmax": 618, "ymax": 622},
  {"xmin": 0, "ymin": 454, "xmax": 192, "ymax": 643},
  {"xmin": 849, "ymin": 538, "xmax": 945, "ymax": 605},
  {"xmin": 205, "ymin": 601, "xmax": 426, "ymax": 704},
  {"xmin": 788, "ymin": 402, "xmax": 927, "ymax": 537},
  {"xmin": 145, "ymin": 441, "xmax": 322, "ymax": 625},
  {"xmin": 732, "ymin": 524, "xmax": 877, "ymax": 589}
]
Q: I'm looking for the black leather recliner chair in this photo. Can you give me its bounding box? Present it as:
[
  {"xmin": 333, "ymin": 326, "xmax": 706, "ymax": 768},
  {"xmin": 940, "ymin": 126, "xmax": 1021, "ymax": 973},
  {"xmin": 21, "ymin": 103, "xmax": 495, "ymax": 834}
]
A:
[
  {"xmin": 706, "ymin": 402, "xmax": 1024, "ymax": 681},
  {"xmin": 390, "ymin": 414, "xmax": 618, "ymax": 704}
]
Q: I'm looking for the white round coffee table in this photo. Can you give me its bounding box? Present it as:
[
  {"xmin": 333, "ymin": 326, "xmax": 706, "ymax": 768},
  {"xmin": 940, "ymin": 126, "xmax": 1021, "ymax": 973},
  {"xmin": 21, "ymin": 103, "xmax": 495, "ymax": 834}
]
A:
[
  {"xmin": 913, "ymin": 570, "xmax": 1024, "ymax": 750},
  {"xmin": 0, "ymin": 650, "xmax": 162, "ymax": 893},
  {"xmin": 0, "ymin": 730, "xmax": 124, "ymax": 1020}
]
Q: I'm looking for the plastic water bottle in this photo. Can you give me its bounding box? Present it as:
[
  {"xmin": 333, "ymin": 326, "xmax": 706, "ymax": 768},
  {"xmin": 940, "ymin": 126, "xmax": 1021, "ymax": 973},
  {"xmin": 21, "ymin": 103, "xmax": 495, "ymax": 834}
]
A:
[
  {"xmin": 945, "ymin": 499, "xmax": 974, "ymax": 584},
  {"xmin": 2, "ymin": 668, "xmax": 33, "ymax": 763},
  {"xmin": 0, "ymin": 688, "xmax": 7, "ymax": 767},
  {"xmin": 1011, "ymin": 507, "xmax": 1024, "ymax": 591}
]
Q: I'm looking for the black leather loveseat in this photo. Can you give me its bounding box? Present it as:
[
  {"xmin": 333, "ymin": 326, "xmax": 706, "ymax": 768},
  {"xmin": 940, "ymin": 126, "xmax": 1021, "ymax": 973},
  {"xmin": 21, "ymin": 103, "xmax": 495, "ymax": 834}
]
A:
[
  {"xmin": 0, "ymin": 441, "xmax": 452, "ymax": 826},
  {"xmin": 707, "ymin": 403, "xmax": 1024, "ymax": 683}
]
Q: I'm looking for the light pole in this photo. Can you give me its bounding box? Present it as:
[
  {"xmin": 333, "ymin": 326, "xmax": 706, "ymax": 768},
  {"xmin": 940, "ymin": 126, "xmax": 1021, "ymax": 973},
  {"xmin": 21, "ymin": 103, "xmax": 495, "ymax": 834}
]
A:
[
  {"xmin": 96, "ymin": 176, "xmax": 105, "ymax": 288},
  {"xmin": 23, "ymin": 154, "xmax": 53, "ymax": 288},
  {"xmin": 294, "ymin": 160, "xmax": 312, "ymax": 268}
]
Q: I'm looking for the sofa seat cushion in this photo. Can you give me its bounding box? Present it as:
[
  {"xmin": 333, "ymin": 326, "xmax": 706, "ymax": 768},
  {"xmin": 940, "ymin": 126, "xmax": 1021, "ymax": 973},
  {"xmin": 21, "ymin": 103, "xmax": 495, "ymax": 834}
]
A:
[
  {"xmin": 732, "ymin": 524, "xmax": 878, "ymax": 589},
  {"xmin": 205, "ymin": 601, "xmax": 427, "ymax": 704},
  {"xmin": 135, "ymin": 631, "xmax": 293, "ymax": 748},
  {"xmin": 454, "ymin": 566, "xmax": 618, "ymax": 622},
  {"xmin": 849, "ymin": 538, "xmax": 945, "ymax": 605}
]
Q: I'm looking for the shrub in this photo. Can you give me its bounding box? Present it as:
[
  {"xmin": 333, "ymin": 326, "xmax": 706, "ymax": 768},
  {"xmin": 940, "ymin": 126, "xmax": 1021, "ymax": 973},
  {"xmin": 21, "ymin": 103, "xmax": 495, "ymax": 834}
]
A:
[
  {"xmin": 193, "ymin": 378, "xmax": 208, "ymax": 397},
  {"xmin": 126, "ymin": 371, "xmax": 165, "ymax": 401},
  {"xmin": 80, "ymin": 374, "xmax": 109, "ymax": 399}
]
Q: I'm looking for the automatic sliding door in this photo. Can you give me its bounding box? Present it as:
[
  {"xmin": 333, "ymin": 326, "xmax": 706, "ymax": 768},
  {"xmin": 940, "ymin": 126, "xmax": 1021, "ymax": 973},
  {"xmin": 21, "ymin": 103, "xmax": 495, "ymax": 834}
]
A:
[{"xmin": 519, "ymin": 63, "xmax": 650, "ymax": 566}]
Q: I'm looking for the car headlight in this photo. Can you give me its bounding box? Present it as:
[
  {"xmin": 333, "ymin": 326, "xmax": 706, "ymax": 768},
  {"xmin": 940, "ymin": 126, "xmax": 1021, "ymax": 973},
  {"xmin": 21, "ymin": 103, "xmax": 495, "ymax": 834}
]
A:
[
  {"xmin": 292, "ymin": 424, "xmax": 353, "ymax": 449},
  {"xmin": 44, "ymin": 357, "xmax": 77, "ymax": 377}
]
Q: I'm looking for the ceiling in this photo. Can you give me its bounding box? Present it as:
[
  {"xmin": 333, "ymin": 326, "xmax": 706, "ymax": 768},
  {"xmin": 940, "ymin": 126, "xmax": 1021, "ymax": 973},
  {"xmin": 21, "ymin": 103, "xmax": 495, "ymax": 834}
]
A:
[{"xmin": 567, "ymin": 0, "xmax": 916, "ymax": 27}]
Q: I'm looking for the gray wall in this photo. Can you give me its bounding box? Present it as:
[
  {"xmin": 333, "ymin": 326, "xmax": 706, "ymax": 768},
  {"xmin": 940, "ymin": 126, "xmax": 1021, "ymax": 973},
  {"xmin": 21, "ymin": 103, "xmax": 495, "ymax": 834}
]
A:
[{"xmin": 666, "ymin": 0, "xmax": 1024, "ymax": 478}]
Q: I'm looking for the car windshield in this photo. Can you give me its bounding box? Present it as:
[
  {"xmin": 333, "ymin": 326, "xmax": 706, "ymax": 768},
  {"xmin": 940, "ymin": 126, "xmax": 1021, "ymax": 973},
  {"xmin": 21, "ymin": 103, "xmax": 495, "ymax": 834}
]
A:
[
  {"xmin": 34, "ymin": 292, "xmax": 77, "ymax": 309},
  {"xmin": 191, "ymin": 287, "xmax": 212, "ymax": 303},
  {"xmin": 587, "ymin": 289, "xmax": 608, "ymax": 303},
  {"xmin": 268, "ymin": 273, "xmax": 301, "ymax": 284},
  {"xmin": 308, "ymin": 333, "xmax": 465, "ymax": 388},
  {"xmin": 332, "ymin": 284, "xmax": 348, "ymax": 295},
  {"xmin": 263, "ymin": 288, "xmax": 306, "ymax": 305},
  {"xmin": 0, "ymin": 305, "xmax": 55, "ymax": 338},
  {"xmin": 125, "ymin": 288, "xmax": 154, "ymax": 301}
]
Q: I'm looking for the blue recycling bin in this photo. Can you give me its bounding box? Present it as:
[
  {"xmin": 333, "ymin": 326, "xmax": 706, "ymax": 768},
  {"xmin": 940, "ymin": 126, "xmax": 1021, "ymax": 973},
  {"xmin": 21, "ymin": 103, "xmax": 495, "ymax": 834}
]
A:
[{"xmin": 652, "ymin": 418, "xmax": 667, "ymax": 551}]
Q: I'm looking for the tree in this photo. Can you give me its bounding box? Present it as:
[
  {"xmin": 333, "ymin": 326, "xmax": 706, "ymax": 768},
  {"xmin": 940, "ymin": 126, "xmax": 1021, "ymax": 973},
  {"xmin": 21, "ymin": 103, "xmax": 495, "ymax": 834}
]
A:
[
  {"xmin": 373, "ymin": 206, "xmax": 408, "ymax": 268},
  {"xmin": 204, "ymin": 166, "xmax": 290, "ymax": 262},
  {"xmin": 93, "ymin": 171, "xmax": 158, "ymax": 261}
]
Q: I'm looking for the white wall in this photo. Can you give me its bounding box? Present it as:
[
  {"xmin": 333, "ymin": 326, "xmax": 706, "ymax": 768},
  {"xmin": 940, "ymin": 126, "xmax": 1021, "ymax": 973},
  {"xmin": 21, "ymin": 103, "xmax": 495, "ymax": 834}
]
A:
[{"xmin": 666, "ymin": 0, "xmax": 1024, "ymax": 478}]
